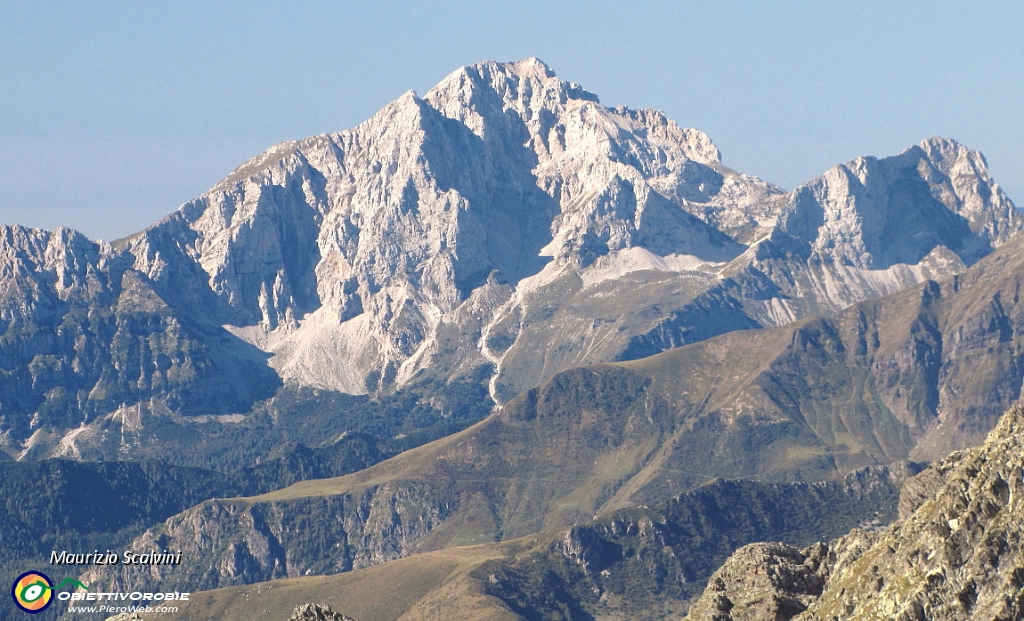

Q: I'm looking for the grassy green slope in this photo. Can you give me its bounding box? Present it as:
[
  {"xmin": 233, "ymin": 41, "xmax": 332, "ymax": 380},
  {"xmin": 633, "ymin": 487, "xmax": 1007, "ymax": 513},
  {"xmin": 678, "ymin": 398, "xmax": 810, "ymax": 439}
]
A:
[
  {"xmin": 128, "ymin": 543, "xmax": 523, "ymax": 621},
  {"xmin": 138, "ymin": 465, "xmax": 911, "ymax": 621}
]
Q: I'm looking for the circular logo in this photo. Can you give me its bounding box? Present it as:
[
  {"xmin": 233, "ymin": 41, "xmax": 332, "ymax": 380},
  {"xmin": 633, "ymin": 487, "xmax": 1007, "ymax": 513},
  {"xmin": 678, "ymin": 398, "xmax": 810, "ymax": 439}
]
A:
[{"xmin": 11, "ymin": 571, "xmax": 53, "ymax": 613}]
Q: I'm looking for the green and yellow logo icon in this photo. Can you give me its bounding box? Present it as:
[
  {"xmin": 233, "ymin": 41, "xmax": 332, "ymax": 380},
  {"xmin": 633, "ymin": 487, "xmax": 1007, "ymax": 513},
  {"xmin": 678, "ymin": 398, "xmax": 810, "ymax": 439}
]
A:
[
  {"xmin": 11, "ymin": 571, "xmax": 87, "ymax": 613},
  {"xmin": 12, "ymin": 571, "xmax": 53, "ymax": 613}
]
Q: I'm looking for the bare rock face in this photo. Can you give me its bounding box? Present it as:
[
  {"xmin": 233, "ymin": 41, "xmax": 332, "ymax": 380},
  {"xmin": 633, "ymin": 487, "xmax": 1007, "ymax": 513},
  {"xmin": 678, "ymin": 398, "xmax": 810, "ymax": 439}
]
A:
[
  {"xmin": 897, "ymin": 451, "xmax": 965, "ymax": 521},
  {"xmin": 0, "ymin": 225, "xmax": 279, "ymax": 457},
  {"xmin": 800, "ymin": 405, "xmax": 1024, "ymax": 621},
  {"xmin": 121, "ymin": 58, "xmax": 768, "ymax": 400},
  {"xmin": 131, "ymin": 61, "xmax": 1020, "ymax": 403},
  {"xmin": 682, "ymin": 542, "xmax": 827, "ymax": 621},
  {"xmin": 778, "ymin": 137, "xmax": 1020, "ymax": 271},
  {"xmin": 685, "ymin": 405, "xmax": 1024, "ymax": 621},
  {"xmin": 115, "ymin": 59, "xmax": 1024, "ymax": 404},
  {"xmin": 1, "ymin": 58, "xmax": 1021, "ymax": 458}
]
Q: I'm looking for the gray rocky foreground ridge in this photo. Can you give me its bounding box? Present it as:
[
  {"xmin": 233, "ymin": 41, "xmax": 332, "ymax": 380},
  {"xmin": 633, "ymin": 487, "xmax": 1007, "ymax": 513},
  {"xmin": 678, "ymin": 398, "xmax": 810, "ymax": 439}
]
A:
[{"xmin": 684, "ymin": 404, "xmax": 1024, "ymax": 621}]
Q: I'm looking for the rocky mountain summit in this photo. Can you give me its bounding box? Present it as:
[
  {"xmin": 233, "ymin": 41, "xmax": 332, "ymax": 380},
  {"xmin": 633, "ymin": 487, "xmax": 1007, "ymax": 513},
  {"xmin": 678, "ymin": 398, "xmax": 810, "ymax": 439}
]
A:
[
  {"xmin": 118, "ymin": 57, "xmax": 778, "ymax": 401},
  {"xmin": 684, "ymin": 404, "xmax": 1024, "ymax": 621},
  {"xmin": 1, "ymin": 58, "xmax": 1021, "ymax": 461}
]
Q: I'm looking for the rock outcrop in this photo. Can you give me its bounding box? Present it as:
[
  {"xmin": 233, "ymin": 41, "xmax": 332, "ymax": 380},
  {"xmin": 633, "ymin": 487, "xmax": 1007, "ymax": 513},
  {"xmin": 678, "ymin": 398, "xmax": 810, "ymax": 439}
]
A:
[
  {"xmin": 682, "ymin": 542, "xmax": 829, "ymax": 621},
  {"xmin": 82, "ymin": 437, "xmax": 912, "ymax": 605},
  {"xmin": 684, "ymin": 404, "xmax": 1024, "ymax": 621},
  {"xmin": 288, "ymin": 603, "xmax": 357, "ymax": 621}
]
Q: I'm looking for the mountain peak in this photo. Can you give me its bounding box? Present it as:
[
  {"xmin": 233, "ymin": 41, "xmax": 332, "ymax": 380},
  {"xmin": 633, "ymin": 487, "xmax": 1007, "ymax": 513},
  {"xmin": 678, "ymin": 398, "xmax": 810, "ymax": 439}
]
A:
[
  {"xmin": 916, "ymin": 135, "xmax": 975, "ymax": 162},
  {"xmin": 505, "ymin": 56, "xmax": 554, "ymax": 79},
  {"xmin": 776, "ymin": 134, "xmax": 1021, "ymax": 269},
  {"xmin": 898, "ymin": 136, "xmax": 999, "ymax": 189},
  {"xmin": 3, "ymin": 58, "xmax": 1023, "ymax": 458},
  {"xmin": 425, "ymin": 57, "xmax": 599, "ymax": 120}
]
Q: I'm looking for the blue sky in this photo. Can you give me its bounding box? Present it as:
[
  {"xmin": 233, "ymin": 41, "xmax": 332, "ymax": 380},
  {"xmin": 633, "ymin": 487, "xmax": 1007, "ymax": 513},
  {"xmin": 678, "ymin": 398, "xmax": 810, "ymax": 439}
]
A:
[{"xmin": 2, "ymin": 1, "xmax": 1022, "ymax": 241}]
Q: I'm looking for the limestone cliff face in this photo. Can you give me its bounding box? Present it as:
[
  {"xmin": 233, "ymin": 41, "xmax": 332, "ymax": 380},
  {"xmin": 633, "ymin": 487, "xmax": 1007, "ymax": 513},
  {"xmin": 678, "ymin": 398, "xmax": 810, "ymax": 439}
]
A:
[
  {"xmin": 120, "ymin": 58, "xmax": 771, "ymax": 399},
  {"xmin": 778, "ymin": 137, "xmax": 1019, "ymax": 271},
  {"xmin": 684, "ymin": 404, "xmax": 1024, "ymax": 621},
  {"xmin": 0, "ymin": 225, "xmax": 277, "ymax": 456},
  {"xmin": 112, "ymin": 59, "xmax": 1024, "ymax": 403},
  {"xmin": 1, "ymin": 58, "xmax": 1021, "ymax": 458},
  {"xmin": 708, "ymin": 137, "xmax": 1024, "ymax": 349}
]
